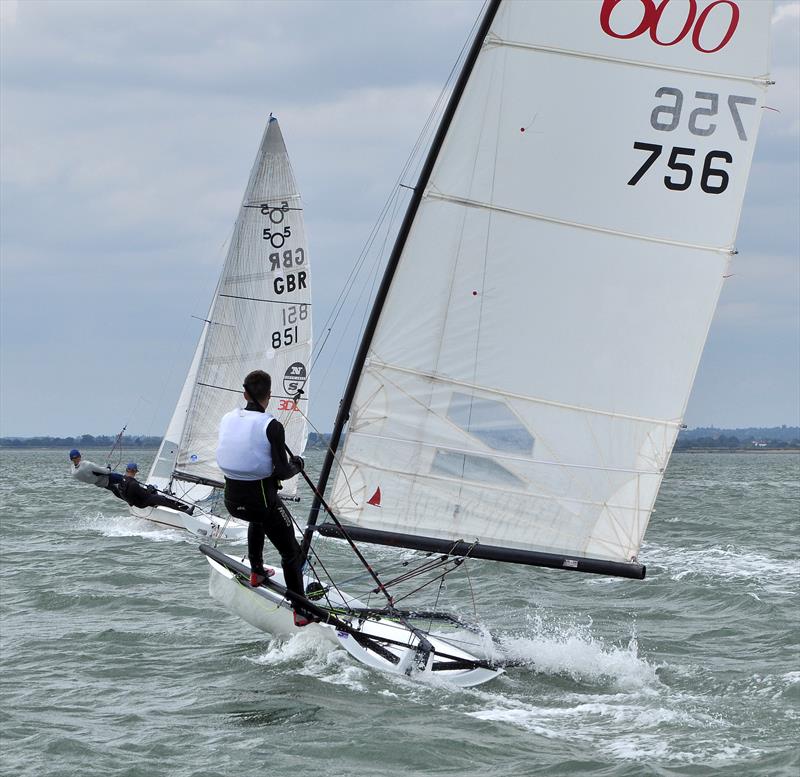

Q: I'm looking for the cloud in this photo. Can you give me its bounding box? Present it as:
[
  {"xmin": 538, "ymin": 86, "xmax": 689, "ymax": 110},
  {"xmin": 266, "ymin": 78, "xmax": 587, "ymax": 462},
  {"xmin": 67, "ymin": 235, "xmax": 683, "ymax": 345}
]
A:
[{"xmin": 1, "ymin": 0, "xmax": 798, "ymax": 436}]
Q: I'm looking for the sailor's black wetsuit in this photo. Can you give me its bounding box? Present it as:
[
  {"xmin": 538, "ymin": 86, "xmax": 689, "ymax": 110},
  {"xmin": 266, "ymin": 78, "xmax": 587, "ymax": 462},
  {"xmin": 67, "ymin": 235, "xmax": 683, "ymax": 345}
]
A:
[
  {"xmin": 117, "ymin": 476, "xmax": 192, "ymax": 513},
  {"xmin": 219, "ymin": 402, "xmax": 305, "ymax": 598}
]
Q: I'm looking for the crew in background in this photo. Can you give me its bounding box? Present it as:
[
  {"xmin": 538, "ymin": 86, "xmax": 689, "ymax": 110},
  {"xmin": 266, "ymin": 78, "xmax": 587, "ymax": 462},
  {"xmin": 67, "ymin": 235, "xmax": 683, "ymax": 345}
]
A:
[
  {"xmin": 69, "ymin": 449, "xmax": 124, "ymax": 492},
  {"xmin": 117, "ymin": 462, "xmax": 195, "ymax": 515},
  {"xmin": 216, "ymin": 369, "xmax": 310, "ymax": 627}
]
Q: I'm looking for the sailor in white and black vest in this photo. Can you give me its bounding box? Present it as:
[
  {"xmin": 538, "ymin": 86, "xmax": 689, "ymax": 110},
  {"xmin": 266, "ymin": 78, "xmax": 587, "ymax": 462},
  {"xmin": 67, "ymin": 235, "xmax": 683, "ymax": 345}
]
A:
[{"xmin": 216, "ymin": 369, "xmax": 311, "ymax": 627}]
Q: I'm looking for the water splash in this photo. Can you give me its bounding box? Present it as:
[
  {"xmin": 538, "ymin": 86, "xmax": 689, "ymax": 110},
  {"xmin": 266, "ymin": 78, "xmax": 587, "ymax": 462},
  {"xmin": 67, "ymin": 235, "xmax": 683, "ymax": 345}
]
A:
[
  {"xmin": 76, "ymin": 511, "xmax": 186, "ymax": 543},
  {"xmin": 249, "ymin": 631, "xmax": 370, "ymax": 692},
  {"xmin": 498, "ymin": 614, "xmax": 660, "ymax": 692}
]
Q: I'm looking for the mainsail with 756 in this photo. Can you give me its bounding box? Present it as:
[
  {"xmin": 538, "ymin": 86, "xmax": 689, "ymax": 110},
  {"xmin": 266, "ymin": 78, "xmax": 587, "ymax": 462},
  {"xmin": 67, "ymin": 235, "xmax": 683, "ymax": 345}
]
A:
[{"xmin": 202, "ymin": 0, "xmax": 772, "ymax": 686}]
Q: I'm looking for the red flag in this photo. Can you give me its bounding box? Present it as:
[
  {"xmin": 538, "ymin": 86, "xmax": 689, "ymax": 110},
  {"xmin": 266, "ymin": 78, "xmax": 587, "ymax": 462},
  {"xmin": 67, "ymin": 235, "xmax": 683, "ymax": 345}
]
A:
[{"xmin": 367, "ymin": 487, "xmax": 381, "ymax": 507}]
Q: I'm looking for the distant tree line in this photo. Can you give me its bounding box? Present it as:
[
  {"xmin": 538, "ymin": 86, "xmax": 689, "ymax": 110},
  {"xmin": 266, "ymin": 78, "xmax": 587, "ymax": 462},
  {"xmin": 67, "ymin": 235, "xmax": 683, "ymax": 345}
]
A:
[
  {"xmin": 1, "ymin": 432, "xmax": 337, "ymax": 450},
  {"xmin": 675, "ymin": 426, "xmax": 799, "ymax": 451},
  {"xmin": 2, "ymin": 428, "xmax": 797, "ymax": 451},
  {"xmin": 0, "ymin": 435, "xmax": 162, "ymax": 449},
  {"xmin": 307, "ymin": 432, "xmax": 333, "ymax": 449}
]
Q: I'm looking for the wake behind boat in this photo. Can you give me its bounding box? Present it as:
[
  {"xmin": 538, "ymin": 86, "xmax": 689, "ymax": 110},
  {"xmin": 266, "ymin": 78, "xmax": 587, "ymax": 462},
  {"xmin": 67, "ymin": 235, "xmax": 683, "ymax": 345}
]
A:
[{"xmin": 137, "ymin": 115, "xmax": 312, "ymax": 540}]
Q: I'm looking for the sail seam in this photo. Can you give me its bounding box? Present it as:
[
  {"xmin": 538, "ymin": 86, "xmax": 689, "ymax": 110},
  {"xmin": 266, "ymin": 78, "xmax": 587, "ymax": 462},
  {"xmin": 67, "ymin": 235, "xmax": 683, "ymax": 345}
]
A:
[
  {"xmin": 425, "ymin": 191, "xmax": 730, "ymax": 253},
  {"xmin": 243, "ymin": 193, "xmax": 301, "ymax": 203},
  {"xmin": 335, "ymin": 460, "xmax": 642, "ymax": 516},
  {"xmin": 365, "ymin": 358, "xmax": 682, "ymax": 428},
  {"xmin": 346, "ymin": 430, "xmax": 662, "ymax": 476},
  {"xmin": 219, "ymin": 293, "xmax": 313, "ymax": 306},
  {"xmin": 487, "ymin": 35, "xmax": 771, "ymax": 86}
]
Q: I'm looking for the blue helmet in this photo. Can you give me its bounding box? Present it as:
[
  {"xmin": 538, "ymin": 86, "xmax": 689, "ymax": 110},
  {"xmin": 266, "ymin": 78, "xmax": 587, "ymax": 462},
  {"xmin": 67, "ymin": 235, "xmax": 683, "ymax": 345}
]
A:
[
  {"xmin": 126, "ymin": 461, "xmax": 139, "ymax": 472},
  {"xmin": 69, "ymin": 449, "xmax": 80, "ymax": 459}
]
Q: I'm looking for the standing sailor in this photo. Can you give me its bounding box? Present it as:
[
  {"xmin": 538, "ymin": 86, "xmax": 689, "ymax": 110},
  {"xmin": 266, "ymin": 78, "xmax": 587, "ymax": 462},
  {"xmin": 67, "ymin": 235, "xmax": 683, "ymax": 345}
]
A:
[
  {"xmin": 69, "ymin": 449, "xmax": 124, "ymax": 493},
  {"xmin": 216, "ymin": 369, "xmax": 310, "ymax": 627}
]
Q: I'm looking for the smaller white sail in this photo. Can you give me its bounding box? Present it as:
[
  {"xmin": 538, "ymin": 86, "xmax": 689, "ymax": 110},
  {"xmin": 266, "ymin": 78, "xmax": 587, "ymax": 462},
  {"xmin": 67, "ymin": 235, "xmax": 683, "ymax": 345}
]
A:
[{"xmin": 150, "ymin": 116, "xmax": 312, "ymax": 498}]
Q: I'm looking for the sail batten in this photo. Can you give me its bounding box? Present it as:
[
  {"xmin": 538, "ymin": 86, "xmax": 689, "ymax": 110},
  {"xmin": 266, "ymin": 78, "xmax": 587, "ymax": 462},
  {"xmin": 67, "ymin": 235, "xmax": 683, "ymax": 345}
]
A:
[
  {"xmin": 364, "ymin": 358, "xmax": 685, "ymax": 426},
  {"xmin": 425, "ymin": 191, "xmax": 735, "ymax": 252},
  {"xmin": 346, "ymin": 432, "xmax": 665, "ymax": 477},
  {"xmin": 324, "ymin": 0, "xmax": 771, "ymax": 569},
  {"xmin": 490, "ymin": 37, "xmax": 772, "ymax": 84}
]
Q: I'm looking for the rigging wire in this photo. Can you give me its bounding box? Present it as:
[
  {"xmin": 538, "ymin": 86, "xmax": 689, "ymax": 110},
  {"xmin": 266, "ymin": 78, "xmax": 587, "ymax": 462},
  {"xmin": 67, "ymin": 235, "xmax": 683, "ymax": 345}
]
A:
[
  {"xmin": 105, "ymin": 424, "xmax": 127, "ymax": 470},
  {"xmin": 307, "ymin": 5, "xmax": 483, "ymax": 387},
  {"xmin": 105, "ymin": 394, "xmax": 149, "ymax": 470}
]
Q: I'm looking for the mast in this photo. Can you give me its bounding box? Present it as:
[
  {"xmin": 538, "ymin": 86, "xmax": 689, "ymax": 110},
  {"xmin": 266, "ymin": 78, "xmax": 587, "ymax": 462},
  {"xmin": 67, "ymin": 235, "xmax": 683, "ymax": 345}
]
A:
[{"xmin": 302, "ymin": 0, "xmax": 503, "ymax": 556}]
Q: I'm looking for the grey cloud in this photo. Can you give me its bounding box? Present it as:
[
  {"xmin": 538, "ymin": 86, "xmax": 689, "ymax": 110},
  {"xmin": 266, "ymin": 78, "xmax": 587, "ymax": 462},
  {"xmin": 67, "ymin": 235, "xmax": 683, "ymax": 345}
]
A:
[{"xmin": 1, "ymin": 0, "xmax": 798, "ymax": 436}]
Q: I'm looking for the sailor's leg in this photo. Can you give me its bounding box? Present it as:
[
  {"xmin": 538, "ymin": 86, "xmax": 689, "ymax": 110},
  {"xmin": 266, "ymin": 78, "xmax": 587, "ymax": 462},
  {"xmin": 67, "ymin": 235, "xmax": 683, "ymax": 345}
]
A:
[
  {"xmin": 247, "ymin": 518, "xmax": 267, "ymax": 573},
  {"xmin": 144, "ymin": 493, "xmax": 192, "ymax": 513},
  {"xmin": 263, "ymin": 510, "xmax": 304, "ymax": 598},
  {"xmin": 224, "ymin": 480, "xmax": 269, "ymax": 575},
  {"xmin": 104, "ymin": 481, "xmax": 125, "ymax": 500}
]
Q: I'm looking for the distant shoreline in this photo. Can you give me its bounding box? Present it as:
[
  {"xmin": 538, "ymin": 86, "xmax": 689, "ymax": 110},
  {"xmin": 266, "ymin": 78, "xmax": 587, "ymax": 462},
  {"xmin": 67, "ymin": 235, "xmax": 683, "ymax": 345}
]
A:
[
  {"xmin": 674, "ymin": 448, "xmax": 800, "ymax": 454},
  {"xmin": 0, "ymin": 446, "xmax": 161, "ymax": 452}
]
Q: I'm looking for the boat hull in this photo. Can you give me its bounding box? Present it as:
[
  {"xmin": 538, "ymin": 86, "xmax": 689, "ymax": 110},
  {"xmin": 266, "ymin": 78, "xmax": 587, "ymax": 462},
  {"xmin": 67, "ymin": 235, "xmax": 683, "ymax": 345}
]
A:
[
  {"xmin": 204, "ymin": 550, "xmax": 503, "ymax": 687},
  {"xmin": 129, "ymin": 504, "xmax": 247, "ymax": 541},
  {"xmin": 207, "ymin": 556, "xmax": 338, "ymax": 642}
]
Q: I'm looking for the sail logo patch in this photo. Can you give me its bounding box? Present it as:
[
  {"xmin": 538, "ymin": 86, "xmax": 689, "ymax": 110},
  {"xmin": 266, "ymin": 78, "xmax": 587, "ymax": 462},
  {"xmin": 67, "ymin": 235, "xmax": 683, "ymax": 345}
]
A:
[
  {"xmin": 367, "ymin": 487, "xmax": 382, "ymax": 507},
  {"xmin": 283, "ymin": 362, "xmax": 307, "ymax": 397},
  {"xmin": 600, "ymin": 0, "xmax": 740, "ymax": 54}
]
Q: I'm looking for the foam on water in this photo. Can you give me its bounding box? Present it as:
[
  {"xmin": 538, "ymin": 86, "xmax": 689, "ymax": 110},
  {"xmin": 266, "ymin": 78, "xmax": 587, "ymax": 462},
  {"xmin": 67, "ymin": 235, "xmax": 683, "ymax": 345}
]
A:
[
  {"xmin": 250, "ymin": 631, "xmax": 370, "ymax": 692},
  {"xmin": 461, "ymin": 683, "xmax": 768, "ymax": 766},
  {"xmin": 76, "ymin": 510, "xmax": 187, "ymax": 543},
  {"xmin": 644, "ymin": 542, "xmax": 799, "ymax": 592},
  {"xmin": 497, "ymin": 614, "xmax": 660, "ymax": 692}
]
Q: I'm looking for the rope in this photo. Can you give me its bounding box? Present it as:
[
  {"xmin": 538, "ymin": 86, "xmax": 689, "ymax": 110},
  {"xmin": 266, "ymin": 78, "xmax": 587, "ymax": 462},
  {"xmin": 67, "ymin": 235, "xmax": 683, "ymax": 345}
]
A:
[{"xmin": 105, "ymin": 424, "xmax": 127, "ymax": 470}]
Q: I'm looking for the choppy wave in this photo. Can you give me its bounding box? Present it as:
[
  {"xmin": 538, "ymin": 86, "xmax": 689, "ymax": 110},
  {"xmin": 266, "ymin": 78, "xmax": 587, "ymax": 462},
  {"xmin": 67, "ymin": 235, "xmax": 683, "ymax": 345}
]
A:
[{"xmin": 644, "ymin": 542, "xmax": 800, "ymax": 593}]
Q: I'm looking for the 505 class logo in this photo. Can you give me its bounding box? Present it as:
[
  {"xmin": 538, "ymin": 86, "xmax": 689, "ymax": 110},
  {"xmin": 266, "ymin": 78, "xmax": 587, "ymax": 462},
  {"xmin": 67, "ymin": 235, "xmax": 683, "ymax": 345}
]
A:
[{"xmin": 600, "ymin": 0, "xmax": 740, "ymax": 53}]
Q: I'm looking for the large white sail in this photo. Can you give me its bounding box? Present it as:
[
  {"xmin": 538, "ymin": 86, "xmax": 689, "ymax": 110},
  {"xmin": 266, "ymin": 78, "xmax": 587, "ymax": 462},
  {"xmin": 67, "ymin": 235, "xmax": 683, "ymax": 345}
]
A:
[
  {"xmin": 328, "ymin": 0, "xmax": 771, "ymax": 567},
  {"xmin": 169, "ymin": 116, "xmax": 312, "ymax": 491}
]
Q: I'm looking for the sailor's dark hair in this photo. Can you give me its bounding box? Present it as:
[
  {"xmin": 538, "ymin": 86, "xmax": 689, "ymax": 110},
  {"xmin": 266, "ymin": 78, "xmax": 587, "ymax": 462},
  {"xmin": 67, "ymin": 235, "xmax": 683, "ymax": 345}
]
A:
[{"xmin": 243, "ymin": 370, "xmax": 271, "ymax": 402}]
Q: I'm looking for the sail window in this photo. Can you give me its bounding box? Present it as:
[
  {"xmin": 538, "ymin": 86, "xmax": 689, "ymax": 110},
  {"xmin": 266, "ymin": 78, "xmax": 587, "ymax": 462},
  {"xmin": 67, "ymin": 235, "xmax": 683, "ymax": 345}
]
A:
[
  {"xmin": 151, "ymin": 440, "xmax": 179, "ymax": 479},
  {"xmin": 447, "ymin": 392, "xmax": 534, "ymax": 455},
  {"xmin": 431, "ymin": 449, "xmax": 525, "ymax": 488}
]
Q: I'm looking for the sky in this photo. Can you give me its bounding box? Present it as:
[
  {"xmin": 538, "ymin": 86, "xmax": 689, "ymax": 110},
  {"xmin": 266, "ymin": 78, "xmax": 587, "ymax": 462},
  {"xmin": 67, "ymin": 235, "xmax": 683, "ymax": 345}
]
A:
[{"xmin": 1, "ymin": 0, "xmax": 798, "ymax": 439}]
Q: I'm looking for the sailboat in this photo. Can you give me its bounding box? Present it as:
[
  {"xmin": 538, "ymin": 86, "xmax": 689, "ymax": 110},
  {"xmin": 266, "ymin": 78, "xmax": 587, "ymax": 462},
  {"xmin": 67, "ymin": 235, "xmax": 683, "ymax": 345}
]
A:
[
  {"xmin": 133, "ymin": 116, "xmax": 312, "ymax": 540},
  {"xmin": 201, "ymin": 0, "xmax": 772, "ymax": 685}
]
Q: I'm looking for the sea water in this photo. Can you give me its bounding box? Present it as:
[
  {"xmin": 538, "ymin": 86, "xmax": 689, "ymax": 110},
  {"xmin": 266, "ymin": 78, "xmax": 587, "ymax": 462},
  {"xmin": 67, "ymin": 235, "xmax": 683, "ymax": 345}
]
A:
[{"xmin": 0, "ymin": 449, "xmax": 797, "ymax": 776}]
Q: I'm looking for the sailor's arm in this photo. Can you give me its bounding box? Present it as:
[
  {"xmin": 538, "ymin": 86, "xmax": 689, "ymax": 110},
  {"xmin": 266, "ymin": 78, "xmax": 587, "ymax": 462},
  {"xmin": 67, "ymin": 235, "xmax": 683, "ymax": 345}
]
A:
[
  {"xmin": 266, "ymin": 421, "xmax": 303, "ymax": 480},
  {"xmin": 71, "ymin": 460, "xmax": 111, "ymax": 480}
]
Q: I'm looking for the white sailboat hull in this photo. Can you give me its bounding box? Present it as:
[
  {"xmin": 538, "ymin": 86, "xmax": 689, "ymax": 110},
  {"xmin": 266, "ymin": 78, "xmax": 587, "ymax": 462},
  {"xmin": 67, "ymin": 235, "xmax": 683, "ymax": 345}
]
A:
[
  {"xmin": 207, "ymin": 556, "xmax": 337, "ymax": 641},
  {"xmin": 130, "ymin": 504, "xmax": 248, "ymax": 541},
  {"xmin": 205, "ymin": 552, "xmax": 503, "ymax": 687}
]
